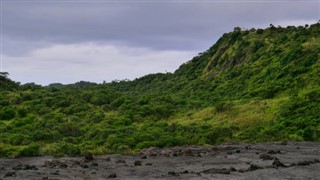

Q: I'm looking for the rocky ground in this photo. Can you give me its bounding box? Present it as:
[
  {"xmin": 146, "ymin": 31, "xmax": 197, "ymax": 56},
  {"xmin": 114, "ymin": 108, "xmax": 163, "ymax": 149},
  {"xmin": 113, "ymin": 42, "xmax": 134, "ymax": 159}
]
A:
[{"xmin": 0, "ymin": 142, "xmax": 320, "ymax": 180}]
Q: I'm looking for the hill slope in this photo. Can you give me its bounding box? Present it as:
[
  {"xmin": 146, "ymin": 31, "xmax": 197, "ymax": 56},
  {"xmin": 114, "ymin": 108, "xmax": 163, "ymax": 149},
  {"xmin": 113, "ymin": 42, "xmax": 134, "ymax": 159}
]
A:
[
  {"xmin": 0, "ymin": 73, "xmax": 19, "ymax": 91},
  {"xmin": 0, "ymin": 23, "xmax": 319, "ymax": 157}
]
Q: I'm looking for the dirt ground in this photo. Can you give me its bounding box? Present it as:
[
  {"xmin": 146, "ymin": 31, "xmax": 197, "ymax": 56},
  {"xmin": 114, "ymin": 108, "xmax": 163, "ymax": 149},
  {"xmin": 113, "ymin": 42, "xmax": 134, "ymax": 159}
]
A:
[{"xmin": 1, "ymin": 142, "xmax": 320, "ymax": 180}]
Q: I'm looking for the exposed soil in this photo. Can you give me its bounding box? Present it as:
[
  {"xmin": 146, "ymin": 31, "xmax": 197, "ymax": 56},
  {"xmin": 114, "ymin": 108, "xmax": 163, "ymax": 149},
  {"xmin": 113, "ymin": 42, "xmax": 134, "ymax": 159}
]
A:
[{"xmin": 1, "ymin": 142, "xmax": 320, "ymax": 179}]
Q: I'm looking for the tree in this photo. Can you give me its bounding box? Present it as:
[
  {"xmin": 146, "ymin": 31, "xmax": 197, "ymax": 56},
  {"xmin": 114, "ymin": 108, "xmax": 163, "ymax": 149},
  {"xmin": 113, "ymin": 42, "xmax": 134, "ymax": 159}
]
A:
[
  {"xmin": 0, "ymin": 72, "xmax": 9, "ymax": 77},
  {"xmin": 0, "ymin": 107, "xmax": 16, "ymax": 120},
  {"xmin": 234, "ymin": 27, "xmax": 241, "ymax": 31}
]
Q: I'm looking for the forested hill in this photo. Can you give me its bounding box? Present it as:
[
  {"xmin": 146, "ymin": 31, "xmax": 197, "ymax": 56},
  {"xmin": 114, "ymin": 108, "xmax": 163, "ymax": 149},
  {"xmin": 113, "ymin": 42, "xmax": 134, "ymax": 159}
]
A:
[
  {"xmin": 0, "ymin": 23, "xmax": 319, "ymax": 157},
  {"xmin": 130, "ymin": 23, "xmax": 320, "ymax": 100}
]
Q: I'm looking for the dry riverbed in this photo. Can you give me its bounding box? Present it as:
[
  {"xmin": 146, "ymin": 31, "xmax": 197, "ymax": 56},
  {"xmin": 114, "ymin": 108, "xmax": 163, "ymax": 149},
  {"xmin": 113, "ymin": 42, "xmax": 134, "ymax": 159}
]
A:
[{"xmin": 0, "ymin": 142, "xmax": 320, "ymax": 179}]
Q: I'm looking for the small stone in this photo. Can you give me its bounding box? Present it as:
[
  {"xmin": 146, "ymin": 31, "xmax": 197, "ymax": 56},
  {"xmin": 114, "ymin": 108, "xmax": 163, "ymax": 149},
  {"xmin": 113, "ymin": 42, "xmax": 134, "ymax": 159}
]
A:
[
  {"xmin": 12, "ymin": 164, "xmax": 38, "ymax": 170},
  {"xmin": 272, "ymin": 158, "xmax": 286, "ymax": 167},
  {"xmin": 181, "ymin": 149, "xmax": 193, "ymax": 156},
  {"xmin": 4, "ymin": 172, "xmax": 16, "ymax": 177},
  {"xmin": 267, "ymin": 150, "xmax": 281, "ymax": 154},
  {"xmin": 259, "ymin": 154, "xmax": 274, "ymax": 160},
  {"xmin": 116, "ymin": 159, "xmax": 126, "ymax": 163},
  {"xmin": 85, "ymin": 153, "xmax": 94, "ymax": 161},
  {"xmin": 290, "ymin": 163, "xmax": 296, "ymax": 166},
  {"xmin": 309, "ymin": 160, "xmax": 315, "ymax": 164},
  {"xmin": 247, "ymin": 164, "xmax": 262, "ymax": 171},
  {"xmin": 145, "ymin": 163, "xmax": 152, "ymax": 166},
  {"xmin": 12, "ymin": 164, "xmax": 23, "ymax": 170},
  {"xmin": 91, "ymin": 162, "xmax": 98, "ymax": 166},
  {"xmin": 168, "ymin": 171, "xmax": 179, "ymax": 176},
  {"xmin": 297, "ymin": 161, "xmax": 310, "ymax": 166},
  {"xmin": 105, "ymin": 157, "xmax": 111, "ymax": 161},
  {"xmin": 25, "ymin": 164, "xmax": 38, "ymax": 170},
  {"xmin": 235, "ymin": 149, "xmax": 241, "ymax": 153},
  {"xmin": 181, "ymin": 170, "xmax": 189, "ymax": 174},
  {"xmin": 202, "ymin": 168, "xmax": 230, "ymax": 174},
  {"xmin": 280, "ymin": 141, "xmax": 287, "ymax": 145},
  {"xmin": 140, "ymin": 155, "xmax": 147, "ymax": 159},
  {"xmin": 108, "ymin": 173, "xmax": 117, "ymax": 178},
  {"xmin": 50, "ymin": 171, "xmax": 59, "ymax": 175},
  {"xmin": 134, "ymin": 160, "xmax": 142, "ymax": 166},
  {"xmin": 43, "ymin": 160, "xmax": 68, "ymax": 169},
  {"xmin": 59, "ymin": 163, "xmax": 68, "ymax": 169},
  {"xmin": 149, "ymin": 153, "xmax": 157, "ymax": 157},
  {"xmin": 80, "ymin": 164, "xmax": 89, "ymax": 168},
  {"xmin": 164, "ymin": 153, "xmax": 170, "ymax": 157},
  {"xmin": 71, "ymin": 161, "xmax": 80, "ymax": 168}
]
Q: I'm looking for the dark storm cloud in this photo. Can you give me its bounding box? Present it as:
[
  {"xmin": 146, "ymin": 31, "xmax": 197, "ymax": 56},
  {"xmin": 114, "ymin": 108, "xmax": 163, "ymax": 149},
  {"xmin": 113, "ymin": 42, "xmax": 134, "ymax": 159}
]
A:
[{"xmin": 3, "ymin": 0, "xmax": 319, "ymax": 55}]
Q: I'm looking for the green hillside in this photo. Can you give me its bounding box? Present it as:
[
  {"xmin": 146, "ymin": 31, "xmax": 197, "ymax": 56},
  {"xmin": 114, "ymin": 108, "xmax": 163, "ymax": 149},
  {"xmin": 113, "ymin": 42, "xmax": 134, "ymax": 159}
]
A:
[
  {"xmin": 0, "ymin": 73, "xmax": 19, "ymax": 91},
  {"xmin": 0, "ymin": 23, "xmax": 319, "ymax": 157}
]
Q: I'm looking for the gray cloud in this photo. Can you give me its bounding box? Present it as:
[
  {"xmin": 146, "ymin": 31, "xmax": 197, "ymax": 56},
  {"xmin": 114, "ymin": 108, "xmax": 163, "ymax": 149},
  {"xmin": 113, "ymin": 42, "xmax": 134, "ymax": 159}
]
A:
[
  {"xmin": 3, "ymin": 1, "xmax": 318, "ymax": 52},
  {"xmin": 4, "ymin": 43, "xmax": 197, "ymax": 85},
  {"xmin": 1, "ymin": 0, "xmax": 319, "ymax": 84}
]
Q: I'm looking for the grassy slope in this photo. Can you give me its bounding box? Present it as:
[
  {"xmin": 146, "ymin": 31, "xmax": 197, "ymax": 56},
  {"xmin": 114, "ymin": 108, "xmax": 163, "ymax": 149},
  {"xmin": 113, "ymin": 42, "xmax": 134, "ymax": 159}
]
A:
[{"xmin": 0, "ymin": 23, "xmax": 320, "ymax": 157}]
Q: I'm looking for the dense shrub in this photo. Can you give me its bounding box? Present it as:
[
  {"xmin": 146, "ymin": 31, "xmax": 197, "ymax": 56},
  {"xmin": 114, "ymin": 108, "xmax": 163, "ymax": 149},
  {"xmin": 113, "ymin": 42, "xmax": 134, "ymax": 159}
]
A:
[
  {"xmin": 0, "ymin": 107, "xmax": 16, "ymax": 120},
  {"xmin": 20, "ymin": 143, "xmax": 40, "ymax": 156}
]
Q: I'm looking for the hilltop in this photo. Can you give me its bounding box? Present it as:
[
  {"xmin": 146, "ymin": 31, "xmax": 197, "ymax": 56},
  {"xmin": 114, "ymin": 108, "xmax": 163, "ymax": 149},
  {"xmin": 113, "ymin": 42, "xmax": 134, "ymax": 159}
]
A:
[{"xmin": 0, "ymin": 23, "xmax": 319, "ymax": 157}]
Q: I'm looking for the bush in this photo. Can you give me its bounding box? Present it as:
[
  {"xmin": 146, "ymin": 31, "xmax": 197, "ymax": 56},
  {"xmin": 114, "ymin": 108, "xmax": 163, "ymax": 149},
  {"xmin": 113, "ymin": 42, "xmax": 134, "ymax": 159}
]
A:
[
  {"xmin": 20, "ymin": 143, "xmax": 40, "ymax": 156},
  {"xmin": 33, "ymin": 130, "xmax": 59, "ymax": 141},
  {"xmin": 215, "ymin": 102, "xmax": 234, "ymax": 112},
  {"xmin": 17, "ymin": 108, "xmax": 27, "ymax": 117},
  {"xmin": 0, "ymin": 144, "xmax": 21, "ymax": 158},
  {"xmin": 59, "ymin": 122, "xmax": 82, "ymax": 137},
  {"xmin": 135, "ymin": 141, "xmax": 156, "ymax": 149},
  {"xmin": 41, "ymin": 143, "xmax": 81, "ymax": 157},
  {"xmin": 205, "ymin": 127, "xmax": 233, "ymax": 144},
  {"xmin": 303, "ymin": 127, "xmax": 315, "ymax": 141},
  {"xmin": 90, "ymin": 93, "xmax": 111, "ymax": 105},
  {"xmin": 158, "ymin": 135, "xmax": 179, "ymax": 147},
  {"xmin": 0, "ymin": 107, "xmax": 16, "ymax": 120},
  {"xmin": 8, "ymin": 134, "xmax": 31, "ymax": 145},
  {"xmin": 61, "ymin": 143, "xmax": 81, "ymax": 156},
  {"xmin": 41, "ymin": 143, "xmax": 64, "ymax": 157},
  {"xmin": 251, "ymin": 40, "xmax": 264, "ymax": 53},
  {"xmin": 256, "ymin": 29, "xmax": 264, "ymax": 34}
]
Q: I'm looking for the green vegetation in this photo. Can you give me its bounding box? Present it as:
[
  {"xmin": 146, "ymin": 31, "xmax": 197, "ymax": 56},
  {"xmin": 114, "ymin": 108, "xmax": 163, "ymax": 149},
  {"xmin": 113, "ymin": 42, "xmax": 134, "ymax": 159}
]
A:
[{"xmin": 0, "ymin": 23, "xmax": 319, "ymax": 157}]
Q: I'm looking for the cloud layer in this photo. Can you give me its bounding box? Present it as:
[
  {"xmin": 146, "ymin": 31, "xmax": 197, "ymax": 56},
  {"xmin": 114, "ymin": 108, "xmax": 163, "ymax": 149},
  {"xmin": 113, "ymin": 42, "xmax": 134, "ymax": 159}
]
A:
[
  {"xmin": 5, "ymin": 43, "xmax": 196, "ymax": 85},
  {"xmin": 1, "ymin": 1, "xmax": 319, "ymax": 84}
]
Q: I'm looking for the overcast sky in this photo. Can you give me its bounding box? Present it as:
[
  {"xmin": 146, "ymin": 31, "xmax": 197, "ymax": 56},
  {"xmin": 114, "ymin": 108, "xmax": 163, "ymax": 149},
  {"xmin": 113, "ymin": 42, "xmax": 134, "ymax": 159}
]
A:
[{"xmin": 1, "ymin": 0, "xmax": 319, "ymax": 85}]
